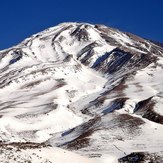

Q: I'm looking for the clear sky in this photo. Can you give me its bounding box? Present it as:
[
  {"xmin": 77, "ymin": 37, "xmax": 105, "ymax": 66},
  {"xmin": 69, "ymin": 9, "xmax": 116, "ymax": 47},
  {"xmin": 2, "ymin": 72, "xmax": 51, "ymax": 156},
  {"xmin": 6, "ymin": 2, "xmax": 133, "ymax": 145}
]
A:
[{"xmin": 0, "ymin": 0, "xmax": 163, "ymax": 50}]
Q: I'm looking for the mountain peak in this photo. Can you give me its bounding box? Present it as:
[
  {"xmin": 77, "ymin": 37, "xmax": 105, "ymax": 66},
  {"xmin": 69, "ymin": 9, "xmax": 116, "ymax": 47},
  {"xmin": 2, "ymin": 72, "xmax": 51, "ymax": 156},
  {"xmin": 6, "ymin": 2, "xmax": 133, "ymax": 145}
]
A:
[{"xmin": 0, "ymin": 22, "xmax": 163, "ymax": 163}]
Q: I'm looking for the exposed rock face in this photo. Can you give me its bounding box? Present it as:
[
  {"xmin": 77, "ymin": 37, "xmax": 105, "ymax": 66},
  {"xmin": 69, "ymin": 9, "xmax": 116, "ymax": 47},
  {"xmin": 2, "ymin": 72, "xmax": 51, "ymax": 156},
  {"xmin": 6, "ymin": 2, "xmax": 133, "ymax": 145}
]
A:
[
  {"xmin": 0, "ymin": 22, "xmax": 163, "ymax": 162},
  {"xmin": 118, "ymin": 152, "xmax": 163, "ymax": 163}
]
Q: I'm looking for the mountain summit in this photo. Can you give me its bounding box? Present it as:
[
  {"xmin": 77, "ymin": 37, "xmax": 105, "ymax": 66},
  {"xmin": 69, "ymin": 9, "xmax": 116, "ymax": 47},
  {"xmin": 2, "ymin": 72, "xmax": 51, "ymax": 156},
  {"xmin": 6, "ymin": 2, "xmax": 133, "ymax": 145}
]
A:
[{"xmin": 0, "ymin": 22, "xmax": 163, "ymax": 163}]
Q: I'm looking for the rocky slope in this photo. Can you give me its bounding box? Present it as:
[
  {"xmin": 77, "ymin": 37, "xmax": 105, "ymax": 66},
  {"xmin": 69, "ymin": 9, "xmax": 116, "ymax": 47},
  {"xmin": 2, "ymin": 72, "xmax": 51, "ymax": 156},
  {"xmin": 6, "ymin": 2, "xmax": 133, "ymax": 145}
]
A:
[{"xmin": 0, "ymin": 22, "xmax": 163, "ymax": 163}]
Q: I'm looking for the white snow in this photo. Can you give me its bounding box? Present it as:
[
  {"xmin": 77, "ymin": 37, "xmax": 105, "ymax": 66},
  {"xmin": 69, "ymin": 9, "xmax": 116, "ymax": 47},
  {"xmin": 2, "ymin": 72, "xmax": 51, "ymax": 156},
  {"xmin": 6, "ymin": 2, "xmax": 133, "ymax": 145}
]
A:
[
  {"xmin": 0, "ymin": 146, "xmax": 97, "ymax": 163},
  {"xmin": 153, "ymin": 96, "xmax": 163, "ymax": 115}
]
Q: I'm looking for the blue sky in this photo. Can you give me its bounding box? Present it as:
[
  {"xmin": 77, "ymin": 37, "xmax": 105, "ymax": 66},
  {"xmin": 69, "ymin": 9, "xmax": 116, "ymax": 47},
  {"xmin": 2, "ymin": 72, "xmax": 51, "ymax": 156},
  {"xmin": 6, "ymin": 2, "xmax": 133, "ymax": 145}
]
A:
[{"xmin": 0, "ymin": 0, "xmax": 163, "ymax": 50}]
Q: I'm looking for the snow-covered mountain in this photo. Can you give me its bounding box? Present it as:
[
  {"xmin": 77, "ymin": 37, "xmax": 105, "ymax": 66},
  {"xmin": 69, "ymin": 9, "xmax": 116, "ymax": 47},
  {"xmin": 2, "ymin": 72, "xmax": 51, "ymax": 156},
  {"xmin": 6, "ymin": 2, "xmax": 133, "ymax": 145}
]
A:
[{"xmin": 0, "ymin": 22, "xmax": 163, "ymax": 163}]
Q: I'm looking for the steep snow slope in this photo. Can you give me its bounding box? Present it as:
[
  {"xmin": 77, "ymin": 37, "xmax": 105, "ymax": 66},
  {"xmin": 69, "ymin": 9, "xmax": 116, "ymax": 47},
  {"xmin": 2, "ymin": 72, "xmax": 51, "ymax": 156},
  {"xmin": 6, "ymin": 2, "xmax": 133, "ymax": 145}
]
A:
[{"xmin": 0, "ymin": 22, "xmax": 163, "ymax": 163}]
